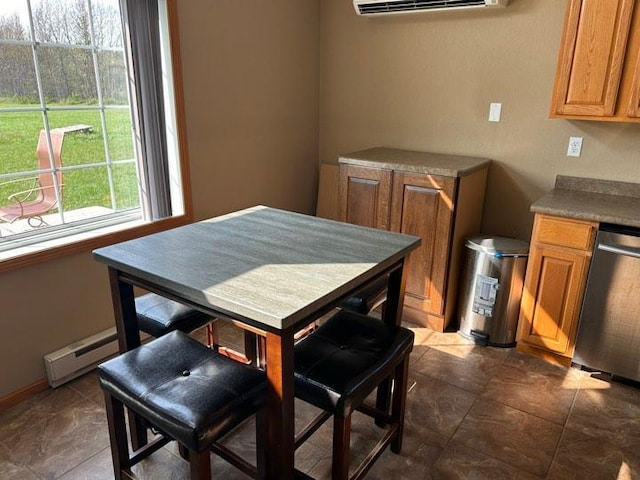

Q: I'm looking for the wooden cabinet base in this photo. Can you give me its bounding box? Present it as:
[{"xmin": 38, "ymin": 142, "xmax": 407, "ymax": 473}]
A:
[
  {"xmin": 516, "ymin": 214, "xmax": 596, "ymax": 362},
  {"xmin": 516, "ymin": 342, "xmax": 572, "ymax": 368},
  {"xmin": 403, "ymin": 304, "xmax": 447, "ymax": 332},
  {"xmin": 338, "ymin": 148, "xmax": 489, "ymax": 334}
]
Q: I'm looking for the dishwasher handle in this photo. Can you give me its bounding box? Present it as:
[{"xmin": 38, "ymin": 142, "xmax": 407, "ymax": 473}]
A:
[{"xmin": 597, "ymin": 242, "xmax": 640, "ymax": 259}]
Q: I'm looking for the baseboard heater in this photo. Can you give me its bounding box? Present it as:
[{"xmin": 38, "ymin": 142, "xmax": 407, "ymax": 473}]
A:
[{"xmin": 44, "ymin": 327, "xmax": 149, "ymax": 388}]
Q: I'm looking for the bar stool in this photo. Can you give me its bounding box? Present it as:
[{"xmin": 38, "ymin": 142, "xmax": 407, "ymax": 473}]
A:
[
  {"xmin": 293, "ymin": 309, "xmax": 414, "ymax": 480},
  {"xmin": 137, "ymin": 293, "xmax": 254, "ymax": 364},
  {"xmin": 340, "ymin": 275, "xmax": 388, "ymax": 315},
  {"xmin": 130, "ymin": 294, "xmax": 222, "ymax": 451},
  {"xmin": 250, "ymin": 276, "xmax": 389, "ymax": 369},
  {"xmin": 97, "ymin": 330, "xmax": 267, "ymax": 480},
  {"xmin": 339, "ymin": 275, "xmax": 392, "ymax": 423},
  {"xmin": 135, "ymin": 293, "xmax": 218, "ymax": 347}
]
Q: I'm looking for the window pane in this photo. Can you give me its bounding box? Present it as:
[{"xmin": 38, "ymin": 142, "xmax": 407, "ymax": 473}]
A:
[
  {"xmin": 32, "ymin": 0, "xmax": 91, "ymax": 46},
  {"xmin": 46, "ymin": 111, "xmax": 109, "ymax": 215},
  {"xmin": 63, "ymin": 165, "xmax": 110, "ymax": 210},
  {"xmin": 98, "ymin": 49, "xmax": 128, "ymax": 104},
  {"xmin": 0, "ymin": 111, "xmax": 42, "ymax": 176},
  {"xmin": 112, "ymin": 162, "xmax": 140, "ymax": 210},
  {"xmin": 47, "ymin": 110, "xmax": 103, "ymax": 164},
  {"xmin": 91, "ymin": 0, "xmax": 123, "ymax": 49},
  {"xmin": 0, "ymin": 1, "xmax": 30, "ymax": 42},
  {"xmin": 38, "ymin": 45, "xmax": 98, "ymax": 104},
  {"xmin": 0, "ymin": 44, "xmax": 39, "ymax": 101},
  {"xmin": 104, "ymin": 107, "xmax": 134, "ymax": 161}
]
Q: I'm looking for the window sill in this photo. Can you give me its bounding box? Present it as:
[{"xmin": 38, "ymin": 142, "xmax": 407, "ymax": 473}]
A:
[{"xmin": 0, "ymin": 213, "xmax": 192, "ymax": 273}]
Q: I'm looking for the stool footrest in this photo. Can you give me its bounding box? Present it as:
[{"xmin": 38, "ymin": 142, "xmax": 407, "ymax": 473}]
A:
[
  {"xmin": 351, "ymin": 424, "xmax": 397, "ymax": 480},
  {"xmin": 128, "ymin": 435, "xmax": 171, "ymax": 467},
  {"xmin": 355, "ymin": 402, "xmax": 392, "ymax": 426},
  {"xmin": 217, "ymin": 346, "xmax": 251, "ymax": 364},
  {"xmin": 210, "ymin": 442, "xmax": 257, "ymax": 478},
  {"xmin": 294, "ymin": 410, "xmax": 332, "ymax": 450}
]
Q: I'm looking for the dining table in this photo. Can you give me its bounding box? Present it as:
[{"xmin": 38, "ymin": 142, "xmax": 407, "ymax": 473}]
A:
[{"xmin": 93, "ymin": 205, "xmax": 421, "ymax": 479}]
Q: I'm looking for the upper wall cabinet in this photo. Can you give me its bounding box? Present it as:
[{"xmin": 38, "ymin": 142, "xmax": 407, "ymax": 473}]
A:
[{"xmin": 550, "ymin": 0, "xmax": 640, "ymax": 122}]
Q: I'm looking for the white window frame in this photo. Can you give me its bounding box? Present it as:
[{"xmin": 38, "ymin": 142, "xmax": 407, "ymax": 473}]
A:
[{"xmin": 0, "ymin": 0, "xmax": 192, "ymax": 271}]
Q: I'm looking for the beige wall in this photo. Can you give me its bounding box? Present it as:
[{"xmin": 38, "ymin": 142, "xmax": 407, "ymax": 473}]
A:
[
  {"xmin": 0, "ymin": 255, "xmax": 114, "ymax": 398},
  {"xmin": 0, "ymin": 0, "xmax": 320, "ymax": 399},
  {"xmin": 178, "ymin": 0, "xmax": 320, "ymax": 220},
  {"xmin": 319, "ymin": 0, "xmax": 640, "ymax": 240}
]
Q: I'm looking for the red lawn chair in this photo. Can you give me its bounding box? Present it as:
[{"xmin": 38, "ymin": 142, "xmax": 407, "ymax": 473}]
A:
[{"xmin": 0, "ymin": 130, "xmax": 65, "ymax": 226}]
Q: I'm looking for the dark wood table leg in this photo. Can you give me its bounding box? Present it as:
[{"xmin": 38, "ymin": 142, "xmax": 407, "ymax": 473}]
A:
[
  {"xmin": 382, "ymin": 261, "xmax": 407, "ymax": 328},
  {"xmin": 376, "ymin": 261, "xmax": 408, "ymax": 423},
  {"xmin": 108, "ymin": 267, "xmax": 147, "ymax": 450},
  {"xmin": 264, "ymin": 331, "xmax": 295, "ymax": 480}
]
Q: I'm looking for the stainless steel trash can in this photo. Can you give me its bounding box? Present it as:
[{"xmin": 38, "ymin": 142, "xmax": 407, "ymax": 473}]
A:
[{"xmin": 457, "ymin": 236, "xmax": 529, "ymax": 347}]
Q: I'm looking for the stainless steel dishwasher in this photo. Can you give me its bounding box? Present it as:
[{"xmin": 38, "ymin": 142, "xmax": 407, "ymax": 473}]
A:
[{"xmin": 573, "ymin": 224, "xmax": 640, "ymax": 382}]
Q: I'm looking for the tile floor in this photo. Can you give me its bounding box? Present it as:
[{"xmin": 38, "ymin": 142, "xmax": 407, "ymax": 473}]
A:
[{"xmin": 1, "ymin": 320, "xmax": 639, "ymax": 479}]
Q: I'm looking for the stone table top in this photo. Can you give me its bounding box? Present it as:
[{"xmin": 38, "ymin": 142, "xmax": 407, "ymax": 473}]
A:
[{"xmin": 94, "ymin": 206, "xmax": 421, "ymax": 332}]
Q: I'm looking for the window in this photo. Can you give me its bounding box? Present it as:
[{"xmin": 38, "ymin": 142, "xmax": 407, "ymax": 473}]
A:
[{"xmin": 0, "ymin": 0, "xmax": 188, "ymax": 264}]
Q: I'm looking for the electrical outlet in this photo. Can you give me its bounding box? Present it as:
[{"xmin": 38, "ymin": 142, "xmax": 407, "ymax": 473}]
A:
[
  {"xmin": 488, "ymin": 103, "xmax": 502, "ymax": 122},
  {"xmin": 567, "ymin": 136, "xmax": 583, "ymax": 157}
]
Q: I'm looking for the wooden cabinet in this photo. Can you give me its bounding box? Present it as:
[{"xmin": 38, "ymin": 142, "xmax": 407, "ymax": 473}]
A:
[
  {"xmin": 389, "ymin": 171, "xmax": 455, "ymax": 320},
  {"xmin": 550, "ymin": 0, "xmax": 640, "ymax": 122},
  {"xmin": 339, "ymin": 149, "xmax": 488, "ymax": 332},
  {"xmin": 517, "ymin": 215, "xmax": 597, "ymax": 365}
]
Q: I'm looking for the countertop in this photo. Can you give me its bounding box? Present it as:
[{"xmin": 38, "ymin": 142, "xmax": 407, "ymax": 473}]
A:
[
  {"xmin": 531, "ymin": 175, "xmax": 640, "ymax": 228},
  {"xmin": 338, "ymin": 147, "xmax": 491, "ymax": 177}
]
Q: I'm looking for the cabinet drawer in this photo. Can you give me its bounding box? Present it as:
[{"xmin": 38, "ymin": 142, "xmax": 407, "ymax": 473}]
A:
[{"xmin": 535, "ymin": 215, "xmax": 596, "ymax": 251}]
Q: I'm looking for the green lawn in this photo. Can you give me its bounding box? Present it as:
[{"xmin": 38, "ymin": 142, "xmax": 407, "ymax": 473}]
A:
[{"xmin": 0, "ymin": 102, "xmax": 140, "ymax": 213}]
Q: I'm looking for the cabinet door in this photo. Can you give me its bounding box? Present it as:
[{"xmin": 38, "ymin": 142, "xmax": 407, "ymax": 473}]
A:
[
  {"xmin": 551, "ymin": 0, "xmax": 635, "ymax": 117},
  {"xmin": 389, "ymin": 172, "xmax": 455, "ymax": 317},
  {"xmin": 339, "ymin": 165, "xmax": 392, "ymax": 230},
  {"xmin": 627, "ymin": 47, "xmax": 640, "ymax": 116},
  {"xmin": 518, "ymin": 244, "xmax": 590, "ymax": 356}
]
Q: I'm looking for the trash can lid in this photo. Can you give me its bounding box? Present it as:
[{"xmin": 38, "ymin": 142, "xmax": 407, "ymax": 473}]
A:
[{"xmin": 465, "ymin": 236, "xmax": 529, "ymax": 257}]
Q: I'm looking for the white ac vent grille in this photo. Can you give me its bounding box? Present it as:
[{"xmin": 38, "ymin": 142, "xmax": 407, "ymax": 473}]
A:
[{"xmin": 354, "ymin": 0, "xmax": 508, "ymax": 16}]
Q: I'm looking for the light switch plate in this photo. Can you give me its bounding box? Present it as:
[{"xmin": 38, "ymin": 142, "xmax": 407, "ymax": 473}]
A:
[{"xmin": 488, "ymin": 103, "xmax": 502, "ymax": 122}]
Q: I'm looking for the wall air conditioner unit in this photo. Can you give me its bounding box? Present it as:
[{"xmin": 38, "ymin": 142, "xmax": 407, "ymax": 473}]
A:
[
  {"xmin": 44, "ymin": 327, "xmax": 150, "ymax": 388},
  {"xmin": 353, "ymin": 0, "xmax": 509, "ymax": 16}
]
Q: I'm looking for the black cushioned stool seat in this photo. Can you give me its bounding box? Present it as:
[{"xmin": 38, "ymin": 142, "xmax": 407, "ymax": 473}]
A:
[
  {"xmin": 135, "ymin": 293, "xmax": 214, "ymax": 339},
  {"xmin": 340, "ymin": 275, "xmax": 388, "ymax": 315},
  {"xmin": 97, "ymin": 330, "xmax": 267, "ymax": 480},
  {"xmin": 294, "ymin": 309, "xmax": 414, "ymax": 480}
]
